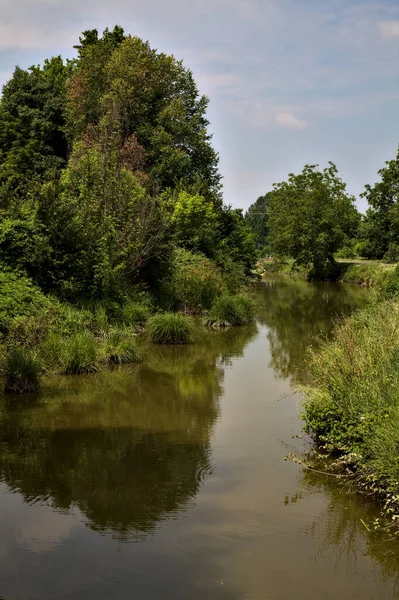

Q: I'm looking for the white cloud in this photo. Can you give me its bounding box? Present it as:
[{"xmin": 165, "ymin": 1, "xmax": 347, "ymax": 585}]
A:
[
  {"xmin": 275, "ymin": 112, "xmax": 307, "ymax": 130},
  {"xmin": 378, "ymin": 20, "xmax": 399, "ymax": 38}
]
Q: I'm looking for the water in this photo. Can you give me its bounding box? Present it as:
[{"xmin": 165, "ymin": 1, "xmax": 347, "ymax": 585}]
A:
[{"xmin": 0, "ymin": 278, "xmax": 398, "ymax": 600}]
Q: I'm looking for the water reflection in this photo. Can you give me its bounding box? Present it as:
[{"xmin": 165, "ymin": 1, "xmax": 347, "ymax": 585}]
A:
[
  {"xmin": 254, "ymin": 277, "xmax": 370, "ymax": 383},
  {"xmin": 295, "ymin": 466, "xmax": 399, "ymax": 595},
  {"xmin": 0, "ymin": 325, "xmax": 257, "ymax": 541}
]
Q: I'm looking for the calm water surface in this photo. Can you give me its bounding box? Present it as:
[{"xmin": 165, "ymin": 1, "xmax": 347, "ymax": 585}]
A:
[{"xmin": 1, "ymin": 279, "xmax": 398, "ymax": 600}]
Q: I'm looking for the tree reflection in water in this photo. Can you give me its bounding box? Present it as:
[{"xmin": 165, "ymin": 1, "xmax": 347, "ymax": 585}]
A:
[
  {"xmin": 0, "ymin": 324, "xmax": 257, "ymax": 540},
  {"xmin": 254, "ymin": 278, "xmax": 370, "ymax": 384}
]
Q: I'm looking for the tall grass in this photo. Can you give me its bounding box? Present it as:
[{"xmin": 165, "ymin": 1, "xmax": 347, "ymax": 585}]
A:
[
  {"xmin": 147, "ymin": 313, "xmax": 195, "ymax": 344},
  {"xmin": 205, "ymin": 294, "xmax": 255, "ymax": 327},
  {"xmin": 3, "ymin": 348, "xmax": 41, "ymax": 393},
  {"xmin": 41, "ymin": 332, "xmax": 100, "ymax": 374},
  {"xmin": 303, "ymin": 300, "xmax": 399, "ymax": 509},
  {"xmin": 101, "ymin": 329, "xmax": 142, "ymax": 364}
]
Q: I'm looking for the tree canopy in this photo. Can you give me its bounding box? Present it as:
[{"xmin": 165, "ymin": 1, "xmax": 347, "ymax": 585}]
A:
[
  {"xmin": 0, "ymin": 26, "xmax": 255, "ymax": 300},
  {"xmin": 358, "ymin": 147, "xmax": 399, "ymax": 260},
  {"xmin": 267, "ymin": 163, "xmax": 360, "ymax": 276}
]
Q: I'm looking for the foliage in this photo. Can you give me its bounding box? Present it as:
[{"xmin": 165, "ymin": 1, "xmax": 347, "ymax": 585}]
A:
[
  {"xmin": 167, "ymin": 191, "xmax": 218, "ymax": 255},
  {"xmin": 0, "ymin": 271, "xmax": 51, "ymax": 332},
  {"xmin": 0, "ymin": 57, "xmax": 71, "ymax": 199},
  {"xmin": 45, "ymin": 332, "xmax": 100, "ymax": 374},
  {"xmin": 3, "ymin": 348, "xmax": 41, "ymax": 393},
  {"xmin": 245, "ymin": 194, "xmax": 269, "ymax": 250},
  {"xmin": 147, "ymin": 313, "xmax": 195, "ymax": 344},
  {"xmin": 216, "ymin": 207, "xmax": 257, "ymax": 276},
  {"xmin": 303, "ymin": 300, "xmax": 399, "ymax": 512},
  {"xmin": 205, "ymin": 294, "xmax": 255, "ymax": 327},
  {"xmin": 268, "ymin": 163, "xmax": 360, "ymax": 277},
  {"xmin": 66, "ymin": 30, "xmax": 220, "ymax": 193},
  {"xmin": 167, "ymin": 248, "xmax": 224, "ymax": 312},
  {"xmin": 338, "ymin": 262, "xmax": 393, "ymax": 288},
  {"xmin": 360, "ymin": 147, "xmax": 399, "ymax": 260},
  {"xmin": 101, "ymin": 329, "xmax": 142, "ymax": 364}
]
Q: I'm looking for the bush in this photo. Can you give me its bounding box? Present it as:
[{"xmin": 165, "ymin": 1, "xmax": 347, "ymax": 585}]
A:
[
  {"xmin": 101, "ymin": 329, "xmax": 142, "ymax": 364},
  {"xmin": 3, "ymin": 348, "xmax": 41, "ymax": 393},
  {"xmin": 0, "ymin": 271, "xmax": 51, "ymax": 332},
  {"xmin": 381, "ymin": 264, "xmax": 399, "ymax": 298},
  {"xmin": 147, "ymin": 313, "xmax": 195, "ymax": 344},
  {"xmin": 119, "ymin": 300, "xmax": 151, "ymax": 327},
  {"xmin": 168, "ymin": 249, "xmax": 224, "ymax": 312},
  {"xmin": 205, "ymin": 294, "xmax": 255, "ymax": 327}
]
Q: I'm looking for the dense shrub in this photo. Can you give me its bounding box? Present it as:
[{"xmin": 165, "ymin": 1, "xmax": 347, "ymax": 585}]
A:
[
  {"xmin": 0, "ymin": 271, "xmax": 51, "ymax": 332},
  {"xmin": 205, "ymin": 294, "xmax": 255, "ymax": 327},
  {"xmin": 168, "ymin": 249, "xmax": 224, "ymax": 312},
  {"xmin": 147, "ymin": 313, "xmax": 195, "ymax": 344}
]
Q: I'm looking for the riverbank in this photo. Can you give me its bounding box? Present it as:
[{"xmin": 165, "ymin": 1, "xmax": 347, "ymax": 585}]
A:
[
  {"xmin": 303, "ymin": 297, "xmax": 399, "ymax": 522},
  {"xmin": 0, "ymin": 270, "xmax": 255, "ymax": 394},
  {"xmin": 256, "ymin": 258, "xmax": 396, "ymax": 287}
]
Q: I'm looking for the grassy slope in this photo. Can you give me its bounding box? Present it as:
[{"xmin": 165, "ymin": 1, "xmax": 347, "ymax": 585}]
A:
[{"xmin": 303, "ymin": 299, "xmax": 399, "ymax": 519}]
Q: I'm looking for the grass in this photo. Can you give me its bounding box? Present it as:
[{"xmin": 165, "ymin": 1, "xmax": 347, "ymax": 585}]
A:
[
  {"xmin": 41, "ymin": 331, "xmax": 100, "ymax": 375},
  {"xmin": 3, "ymin": 348, "xmax": 41, "ymax": 394},
  {"xmin": 205, "ymin": 294, "xmax": 255, "ymax": 327},
  {"xmin": 101, "ymin": 329, "xmax": 142, "ymax": 364},
  {"xmin": 337, "ymin": 262, "xmax": 395, "ymax": 288},
  {"xmin": 147, "ymin": 313, "xmax": 195, "ymax": 344},
  {"xmin": 303, "ymin": 299, "xmax": 399, "ymax": 515}
]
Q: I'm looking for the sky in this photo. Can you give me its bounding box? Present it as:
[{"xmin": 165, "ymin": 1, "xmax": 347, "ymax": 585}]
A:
[{"xmin": 0, "ymin": 0, "xmax": 398, "ymax": 212}]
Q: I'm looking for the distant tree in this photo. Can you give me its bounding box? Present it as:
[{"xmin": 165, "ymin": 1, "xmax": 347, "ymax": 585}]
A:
[
  {"xmin": 245, "ymin": 194, "xmax": 269, "ymax": 250},
  {"xmin": 360, "ymin": 147, "xmax": 399, "ymax": 261},
  {"xmin": 268, "ymin": 163, "xmax": 360, "ymax": 277}
]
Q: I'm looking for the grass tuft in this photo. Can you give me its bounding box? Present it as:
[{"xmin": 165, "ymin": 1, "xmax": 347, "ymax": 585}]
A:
[
  {"xmin": 101, "ymin": 329, "xmax": 142, "ymax": 364},
  {"xmin": 3, "ymin": 348, "xmax": 41, "ymax": 393},
  {"xmin": 205, "ymin": 294, "xmax": 255, "ymax": 328},
  {"xmin": 147, "ymin": 313, "xmax": 195, "ymax": 344}
]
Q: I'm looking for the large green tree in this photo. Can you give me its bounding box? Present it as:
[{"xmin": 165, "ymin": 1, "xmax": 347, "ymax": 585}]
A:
[
  {"xmin": 268, "ymin": 163, "xmax": 360, "ymax": 276},
  {"xmin": 66, "ymin": 29, "xmax": 220, "ymax": 194},
  {"xmin": 359, "ymin": 147, "xmax": 399, "ymax": 260}
]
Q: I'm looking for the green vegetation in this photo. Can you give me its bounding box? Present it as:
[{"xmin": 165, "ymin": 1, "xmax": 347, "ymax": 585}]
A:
[
  {"xmin": 246, "ymin": 148, "xmax": 399, "ymax": 279},
  {"xmin": 101, "ymin": 329, "xmax": 142, "ymax": 364},
  {"xmin": 337, "ymin": 262, "xmax": 394, "ymax": 287},
  {"xmin": 3, "ymin": 348, "xmax": 41, "ymax": 394},
  {"xmin": 147, "ymin": 313, "xmax": 195, "ymax": 344},
  {"xmin": 205, "ymin": 294, "xmax": 255, "ymax": 328},
  {"xmin": 0, "ymin": 25, "xmax": 256, "ymax": 393},
  {"xmin": 303, "ymin": 300, "xmax": 399, "ymax": 514}
]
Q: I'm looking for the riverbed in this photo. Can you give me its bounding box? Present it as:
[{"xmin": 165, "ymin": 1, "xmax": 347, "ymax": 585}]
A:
[{"xmin": 0, "ymin": 278, "xmax": 398, "ymax": 599}]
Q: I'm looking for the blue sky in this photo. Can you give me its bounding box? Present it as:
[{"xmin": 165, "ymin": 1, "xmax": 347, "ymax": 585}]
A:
[{"xmin": 0, "ymin": 0, "xmax": 398, "ymax": 212}]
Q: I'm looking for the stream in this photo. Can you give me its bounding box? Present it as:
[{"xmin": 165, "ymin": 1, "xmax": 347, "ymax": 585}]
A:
[{"xmin": 1, "ymin": 278, "xmax": 398, "ymax": 600}]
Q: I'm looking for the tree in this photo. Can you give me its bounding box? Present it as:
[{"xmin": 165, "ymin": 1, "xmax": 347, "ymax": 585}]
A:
[
  {"xmin": 360, "ymin": 147, "xmax": 399, "ymax": 261},
  {"xmin": 268, "ymin": 163, "xmax": 360, "ymax": 277},
  {"xmin": 245, "ymin": 194, "xmax": 269, "ymax": 250},
  {"xmin": 0, "ymin": 57, "xmax": 71, "ymax": 199},
  {"xmin": 66, "ymin": 30, "xmax": 220, "ymax": 194}
]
